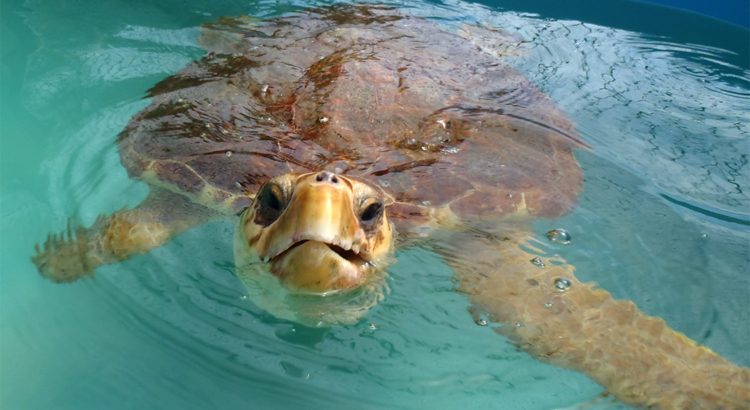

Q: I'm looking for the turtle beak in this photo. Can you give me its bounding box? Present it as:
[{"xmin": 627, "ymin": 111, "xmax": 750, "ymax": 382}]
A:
[
  {"xmin": 263, "ymin": 174, "xmax": 368, "ymax": 260},
  {"xmin": 238, "ymin": 172, "xmax": 393, "ymax": 294}
]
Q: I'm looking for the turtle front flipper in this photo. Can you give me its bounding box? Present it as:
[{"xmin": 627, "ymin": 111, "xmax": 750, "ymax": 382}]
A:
[
  {"xmin": 32, "ymin": 190, "xmax": 217, "ymax": 283},
  {"xmin": 33, "ymin": 215, "xmax": 111, "ymax": 282},
  {"xmin": 440, "ymin": 228, "xmax": 750, "ymax": 410}
]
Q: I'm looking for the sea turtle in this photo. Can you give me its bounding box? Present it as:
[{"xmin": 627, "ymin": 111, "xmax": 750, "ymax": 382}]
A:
[{"xmin": 31, "ymin": 4, "xmax": 749, "ymax": 409}]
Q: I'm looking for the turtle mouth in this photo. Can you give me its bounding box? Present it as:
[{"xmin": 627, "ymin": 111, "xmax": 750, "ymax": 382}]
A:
[
  {"xmin": 266, "ymin": 237, "xmax": 370, "ymax": 293},
  {"xmin": 274, "ymin": 239, "xmax": 364, "ymax": 264}
]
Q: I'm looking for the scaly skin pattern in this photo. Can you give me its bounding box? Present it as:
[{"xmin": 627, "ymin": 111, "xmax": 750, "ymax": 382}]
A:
[
  {"xmin": 238, "ymin": 172, "xmax": 394, "ymax": 294},
  {"xmin": 32, "ymin": 210, "xmax": 173, "ymax": 283},
  {"xmin": 446, "ymin": 228, "xmax": 750, "ymax": 410},
  {"xmin": 32, "ymin": 191, "xmax": 217, "ymax": 283}
]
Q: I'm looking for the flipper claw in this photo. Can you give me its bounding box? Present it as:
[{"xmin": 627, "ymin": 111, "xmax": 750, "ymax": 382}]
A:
[{"xmin": 31, "ymin": 217, "xmax": 95, "ymax": 283}]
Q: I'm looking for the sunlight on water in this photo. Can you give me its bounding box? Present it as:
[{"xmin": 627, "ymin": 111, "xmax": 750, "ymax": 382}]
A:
[{"xmin": 1, "ymin": 0, "xmax": 747, "ymax": 409}]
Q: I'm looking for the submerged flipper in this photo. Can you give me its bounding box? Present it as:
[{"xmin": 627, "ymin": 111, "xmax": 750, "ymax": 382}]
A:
[
  {"xmin": 32, "ymin": 190, "xmax": 215, "ymax": 283},
  {"xmin": 441, "ymin": 228, "xmax": 749, "ymax": 410}
]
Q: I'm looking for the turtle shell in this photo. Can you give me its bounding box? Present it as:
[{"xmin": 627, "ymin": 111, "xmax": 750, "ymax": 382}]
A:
[{"xmin": 118, "ymin": 4, "xmax": 585, "ymax": 223}]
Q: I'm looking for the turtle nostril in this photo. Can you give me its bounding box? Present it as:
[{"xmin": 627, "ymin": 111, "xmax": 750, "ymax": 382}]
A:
[{"xmin": 315, "ymin": 171, "xmax": 339, "ymax": 184}]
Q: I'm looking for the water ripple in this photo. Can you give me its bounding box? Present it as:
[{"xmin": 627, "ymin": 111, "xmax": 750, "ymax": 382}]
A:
[
  {"xmin": 491, "ymin": 17, "xmax": 750, "ymax": 214},
  {"xmin": 9, "ymin": 2, "xmax": 749, "ymax": 410}
]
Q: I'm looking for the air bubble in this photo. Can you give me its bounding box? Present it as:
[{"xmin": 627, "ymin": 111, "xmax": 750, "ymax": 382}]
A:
[
  {"xmin": 475, "ymin": 318, "xmax": 488, "ymax": 326},
  {"xmin": 240, "ymin": 294, "xmax": 248, "ymax": 300},
  {"xmin": 547, "ymin": 229, "xmax": 571, "ymax": 244},
  {"xmin": 530, "ymin": 257, "xmax": 545, "ymax": 268},
  {"xmin": 368, "ymin": 323, "xmax": 378, "ymax": 330},
  {"xmin": 543, "ymin": 302, "xmax": 553, "ymax": 308},
  {"xmin": 514, "ymin": 321, "xmax": 524, "ymax": 327},
  {"xmin": 226, "ymin": 151, "xmax": 232, "ymax": 157},
  {"xmin": 554, "ymin": 278, "xmax": 572, "ymax": 291}
]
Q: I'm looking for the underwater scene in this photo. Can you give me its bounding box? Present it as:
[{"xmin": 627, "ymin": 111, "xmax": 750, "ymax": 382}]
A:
[{"xmin": 1, "ymin": 0, "xmax": 748, "ymax": 409}]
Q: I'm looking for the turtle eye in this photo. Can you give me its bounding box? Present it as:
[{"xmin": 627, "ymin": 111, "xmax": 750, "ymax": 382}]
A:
[
  {"xmin": 266, "ymin": 188, "xmax": 282, "ymax": 211},
  {"xmin": 360, "ymin": 200, "xmax": 383, "ymax": 223},
  {"xmin": 255, "ymin": 183, "xmax": 286, "ymax": 226}
]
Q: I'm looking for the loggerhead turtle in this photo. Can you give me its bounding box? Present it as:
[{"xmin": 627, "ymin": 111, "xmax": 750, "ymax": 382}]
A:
[{"xmin": 31, "ymin": 4, "xmax": 749, "ymax": 409}]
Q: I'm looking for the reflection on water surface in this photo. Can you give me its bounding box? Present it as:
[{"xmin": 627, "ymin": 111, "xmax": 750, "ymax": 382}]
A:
[{"xmin": 1, "ymin": 1, "xmax": 748, "ymax": 409}]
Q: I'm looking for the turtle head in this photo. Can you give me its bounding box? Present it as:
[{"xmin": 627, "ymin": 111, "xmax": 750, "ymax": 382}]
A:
[{"xmin": 234, "ymin": 171, "xmax": 395, "ymax": 326}]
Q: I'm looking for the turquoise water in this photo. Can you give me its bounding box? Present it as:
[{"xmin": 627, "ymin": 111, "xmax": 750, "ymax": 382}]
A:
[{"xmin": 1, "ymin": 1, "xmax": 748, "ymax": 409}]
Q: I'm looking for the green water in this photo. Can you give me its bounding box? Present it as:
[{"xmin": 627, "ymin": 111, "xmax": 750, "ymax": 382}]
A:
[{"xmin": 1, "ymin": 0, "xmax": 748, "ymax": 409}]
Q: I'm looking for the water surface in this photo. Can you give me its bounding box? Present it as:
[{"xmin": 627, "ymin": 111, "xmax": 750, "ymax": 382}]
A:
[{"xmin": 1, "ymin": 0, "xmax": 748, "ymax": 409}]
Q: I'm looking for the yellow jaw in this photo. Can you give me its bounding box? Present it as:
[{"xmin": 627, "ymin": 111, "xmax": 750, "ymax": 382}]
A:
[{"xmin": 234, "ymin": 171, "xmax": 394, "ymax": 325}]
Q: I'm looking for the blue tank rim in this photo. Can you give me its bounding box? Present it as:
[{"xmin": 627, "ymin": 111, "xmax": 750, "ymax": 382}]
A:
[
  {"xmin": 478, "ymin": 0, "xmax": 749, "ymax": 69},
  {"xmin": 631, "ymin": 0, "xmax": 749, "ymax": 29}
]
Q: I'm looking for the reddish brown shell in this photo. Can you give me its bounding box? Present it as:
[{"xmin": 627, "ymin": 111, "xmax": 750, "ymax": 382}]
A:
[{"xmin": 118, "ymin": 4, "xmax": 585, "ymax": 221}]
